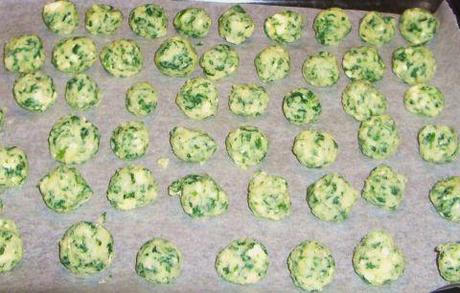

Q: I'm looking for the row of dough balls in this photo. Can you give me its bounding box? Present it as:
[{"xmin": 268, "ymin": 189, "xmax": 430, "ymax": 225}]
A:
[
  {"xmin": 1, "ymin": 139, "xmax": 459, "ymax": 223},
  {"xmin": 40, "ymin": 1, "xmax": 439, "ymax": 47},
  {"xmin": 1, "ymin": 218, "xmax": 459, "ymax": 290}
]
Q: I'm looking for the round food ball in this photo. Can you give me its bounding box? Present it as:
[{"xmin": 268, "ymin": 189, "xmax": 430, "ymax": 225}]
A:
[
  {"xmin": 85, "ymin": 4, "xmax": 123, "ymax": 35},
  {"xmin": 0, "ymin": 219, "xmax": 23, "ymax": 273},
  {"xmin": 136, "ymin": 238, "xmax": 182, "ymax": 284},
  {"xmin": 254, "ymin": 45, "xmax": 290, "ymax": 83},
  {"xmin": 100, "ymin": 39, "xmax": 143, "ymax": 78},
  {"xmin": 39, "ymin": 165, "xmax": 92, "ymax": 213},
  {"xmin": 4, "ymin": 34, "xmax": 45, "ymax": 74},
  {"xmin": 418, "ymin": 125, "xmax": 458, "ymax": 164},
  {"xmin": 358, "ymin": 114, "xmax": 400, "ymax": 160},
  {"xmin": 218, "ymin": 5, "xmax": 255, "ymax": 45},
  {"xmin": 359, "ymin": 12, "xmax": 396, "ymax": 46},
  {"xmin": 65, "ymin": 73, "xmax": 101, "ymax": 111},
  {"xmin": 225, "ymin": 126, "xmax": 269, "ymax": 169},
  {"xmin": 215, "ymin": 238, "xmax": 269, "ymax": 285},
  {"xmin": 400, "ymin": 8, "xmax": 439, "ymax": 45},
  {"xmin": 42, "ymin": 0, "xmax": 79, "ymax": 35},
  {"xmin": 126, "ymin": 82, "xmax": 158, "ymax": 117},
  {"xmin": 392, "ymin": 46, "xmax": 436, "ymax": 85},
  {"xmin": 302, "ymin": 51, "xmax": 340, "ymax": 87},
  {"xmin": 129, "ymin": 4, "xmax": 167, "ymax": 39},
  {"xmin": 342, "ymin": 80, "xmax": 387, "ymax": 121},
  {"xmin": 154, "ymin": 36, "xmax": 198, "ymax": 77},
  {"xmin": 362, "ymin": 164, "xmax": 407, "ymax": 211},
  {"xmin": 176, "ymin": 77, "xmax": 218, "ymax": 120},
  {"xmin": 13, "ymin": 71, "xmax": 57, "ymax": 112},
  {"xmin": 353, "ymin": 230, "xmax": 405, "ymax": 286},
  {"xmin": 0, "ymin": 146, "xmax": 28, "ymax": 190},
  {"xmin": 59, "ymin": 221, "xmax": 114, "ymax": 275},
  {"xmin": 307, "ymin": 173, "xmax": 358, "ymax": 222},
  {"xmin": 436, "ymin": 242, "xmax": 460, "ymax": 282},
  {"xmin": 292, "ymin": 129, "xmax": 338, "ymax": 168},
  {"xmin": 110, "ymin": 121, "xmax": 149, "ymax": 161},
  {"xmin": 283, "ymin": 88, "xmax": 321, "ymax": 125},
  {"xmin": 107, "ymin": 165, "xmax": 158, "ymax": 211},
  {"xmin": 168, "ymin": 174, "xmax": 228, "ymax": 218},
  {"xmin": 174, "ymin": 7, "xmax": 211, "ymax": 38},
  {"xmin": 287, "ymin": 240, "xmax": 335, "ymax": 291},
  {"xmin": 48, "ymin": 115, "xmax": 101, "ymax": 165},
  {"xmin": 313, "ymin": 8, "xmax": 352, "ymax": 46},
  {"xmin": 229, "ymin": 84, "xmax": 269, "ymax": 117},
  {"xmin": 247, "ymin": 171, "xmax": 291, "ymax": 220},
  {"xmin": 200, "ymin": 44, "xmax": 239, "ymax": 80},
  {"xmin": 264, "ymin": 10, "xmax": 303, "ymax": 43},
  {"xmin": 342, "ymin": 46, "xmax": 385, "ymax": 82},
  {"xmin": 404, "ymin": 84, "xmax": 444, "ymax": 117},
  {"xmin": 169, "ymin": 126, "xmax": 217, "ymax": 164},
  {"xmin": 430, "ymin": 176, "xmax": 460, "ymax": 222}
]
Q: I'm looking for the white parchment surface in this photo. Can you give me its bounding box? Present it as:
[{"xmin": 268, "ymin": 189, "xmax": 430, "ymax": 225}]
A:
[{"xmin": 0, "ymin": 0, "xmax": 459, "ymax": 292}]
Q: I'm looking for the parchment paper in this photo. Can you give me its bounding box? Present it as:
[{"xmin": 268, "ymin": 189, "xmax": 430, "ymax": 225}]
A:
[{"xmin": 0, "ymin": 0, "xmax": 459, "ymax": 292}]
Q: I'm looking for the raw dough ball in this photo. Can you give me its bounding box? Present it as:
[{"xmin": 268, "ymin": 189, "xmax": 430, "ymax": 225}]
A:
[
  {"xmin": 59, "ymin": 221, "xmax": 114, "ymax": 275},
  {"xmin": 168, "ymin": 174, "xmax": 228, "ymax": 218},
  {"xmin": 283, "ymin": 88, "xmax": 321, "ymax": 125},
  {"xmin": 218, "ymin": 5, "xmax": 255, "ymax": 45},
  {"xmin": 176, "ymin": 77, "xmax": 218, "ymax": 120},
  {"xmin": 107, "ymin": 165, "xmax": 158, "ymax": 211},
  {"xmin": 400, "ymin": 8, "xmax": 439, "ymax": 45},
  {"xmin": 65, "ymin": 73, "xmax": 101, "ymax": 111},
  {"xmin": 136, "ymin": 238, "xmax": 182, "ymax": 284},
  {"xmin": 13, "ymin": 71, "xmax": 57, "ymax": 112},
  {"xmin": 288, "ymin": 240, "xmax": 335, "ymax": 291},
  {"xmin": 110, "ymin": 121, "xmax": 149, "ymax": 161},
  {"xmin": 42, "ymin": 0, "xmax": 79, "ymax": 35},
  {"xmin": 436, "ymin": 242, "xmax": 460, "ymax": 282},
  {"xmin": 302, "ymin": 51, "xmax": 340, "ymax": 87},
  {"xmin": 430, "ymin": 176, "xmax": 460, "ymax": 222},
  {"xmin": 313, "ymin": 8, "xmax": 352, "ymax": 46},
  {"xmin": 174, "ymin": 7, "xmax": 211, "ymax": 38},
  {"xmin": 48, "ymin": 115, "xmax": 101, "ymax": 165},
  {"xmin": 247, "ymin": 171, "xmax": 291, "ymax": 220},
  {"xmin": 0, "ymin": 146, "xmax": 28, "ymax": 190},
  {"xmin": 154, "ymin": 36, "xmax": 198, "ymax": 77},
  {"xmin": 359, "ymin": 12, "xmax": 396, "ymax": 46},
  {"xmin": 392, "ymin": 46, "xmax": 436, "ymax": 85},
  {"xmin": 418, "ymin": 125, "xmax": 459, "ymax": 164},
  {"xmin": 362, "ymin": 164, "xmax": 407, "ymax": 211},
  {"xmin": 404, "ymin": 84, "xmax": 444, "ymax": 117},
  {"xmin": 0, "ymin": 219, "xmax": 23, "ymax": 273},
  {"xmin": 39, "ymin": 165, "xmax": 92, "ymax": 213},
  {"xmin": 255, "ymin": 45, "xmax": 290, "ymax": 83},
  {"xmin": 342, "ymin": 80, "xmax": 387, "ymax": 121},
  {"xmin": 100, "ymin": 39, "xmax": 143, "ymax": 78},
  {"xmin": 169, "ymin": 126, "xmax": 217, "ymax": 164},
  {"xmin": 292, "ymin": 129, "xmax": 338, "ymax": 168},
  {"xmin": 264, "ymin": 10, "xmax": 303, "ymax": 43},
  {"xmin": 358, "ymin": 114, "xmax": 400, "ymax": 160},
  {"xmin": 229, "ymin": 83, "xmax": 269, "ymax": 117},
  {"xmin": 200, "ymin": 44, "xmax": 239, "ymax": 80},
  {"xmin": 85, "ymin": 4, "xmax": 123, "ymax": 35},
  {"xmin": 4, "ymin": 34, "xmax": 45, "ymax": 74},
  {"xmin": 225, "ymin": 126, "xmax": 269, "ymax": 169},
  {"xmin": 215, "ymin": 238, "xmax": 269, "ymax": 285},
  {"xmin": 307, "ymin": 173, "xmax": 358, "ymax": 222},
  {"xmin": 342, "ymin": 46, "xmax": 386, "ymax": 82},
  {"xmin": 52, "ymin": 37, "xmax": 96, "ymax": 73},
  {"xmin": 129, "ymin": 4, "xmax": 167, "ymax": 39},
  {"xmin": 125, "ymin": 82, "xmax": 158, "ymax": 117},
  {"xmin": 353, "ymin": 230, "xmax": 405, "ymax": 286}
]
